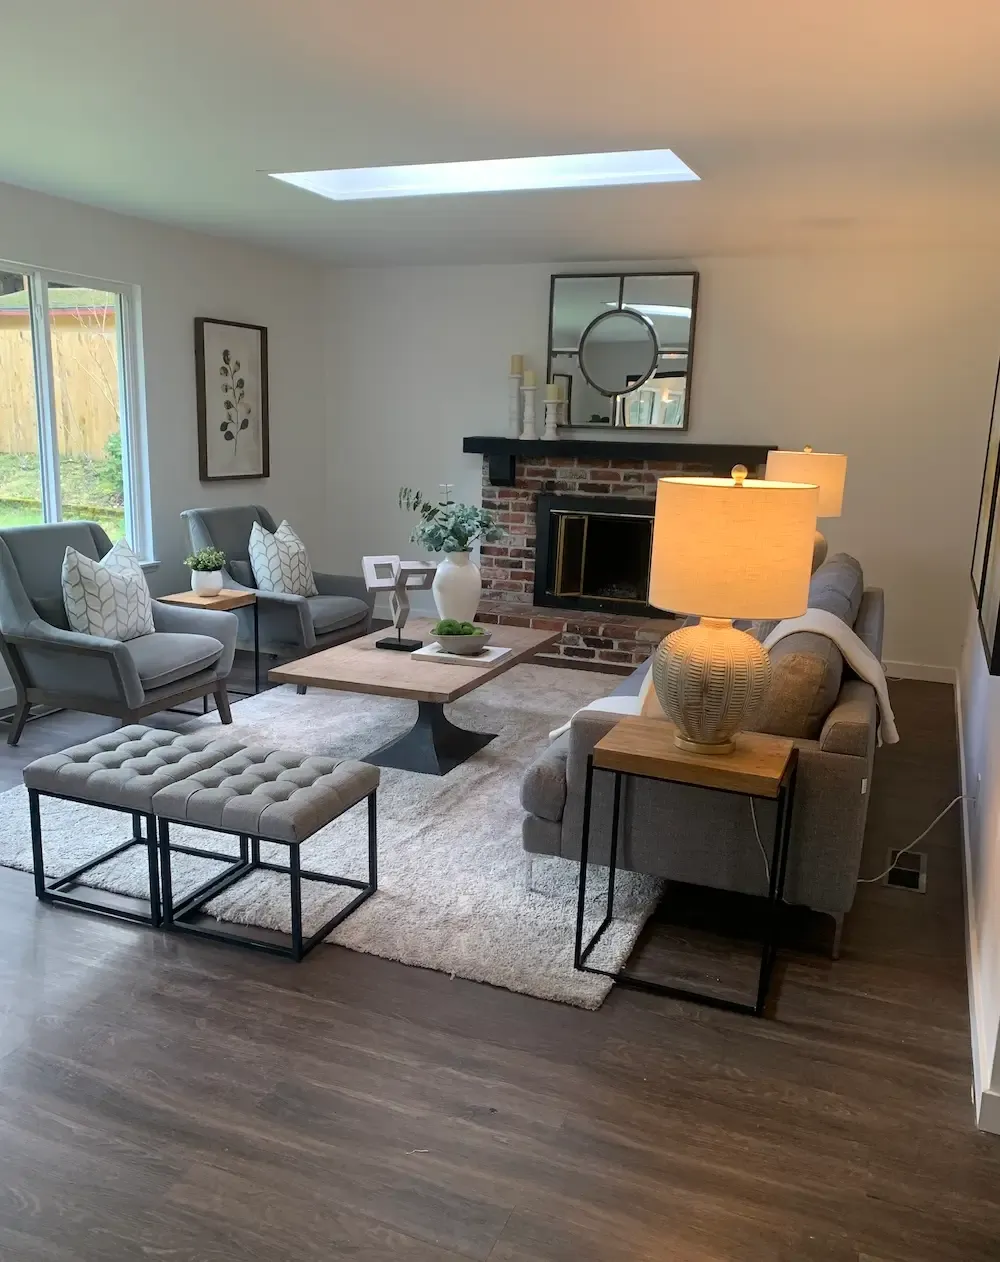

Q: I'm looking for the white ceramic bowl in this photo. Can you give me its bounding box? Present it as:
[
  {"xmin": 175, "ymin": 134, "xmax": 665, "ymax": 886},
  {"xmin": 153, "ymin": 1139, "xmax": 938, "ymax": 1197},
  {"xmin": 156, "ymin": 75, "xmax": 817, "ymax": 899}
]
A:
[{"xmin": 433, "ymin": 630, "xmax": 493, "ymax": 655}]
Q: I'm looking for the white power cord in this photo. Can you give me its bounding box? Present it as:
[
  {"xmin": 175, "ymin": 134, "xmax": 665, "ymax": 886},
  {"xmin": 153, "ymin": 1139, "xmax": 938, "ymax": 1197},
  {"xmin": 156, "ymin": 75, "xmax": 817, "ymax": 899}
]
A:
[
  {"xmin": 748, "ymin": 798, "xmax": 770, "ymax": 884},
  {"xmin": 749, "ymin": 792, "xmax": 965, "ymax": 890},
  {"xmin": 857, "ymin": 794, "xmax": 966, "ymax": 884}
]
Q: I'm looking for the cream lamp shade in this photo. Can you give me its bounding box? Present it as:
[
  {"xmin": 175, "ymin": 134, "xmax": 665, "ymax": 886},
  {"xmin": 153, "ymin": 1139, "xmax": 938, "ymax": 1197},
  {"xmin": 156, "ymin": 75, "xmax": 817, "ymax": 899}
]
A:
[
  {"xmin": 649, "ymin": 471, "xmax": 819, "ymax": 621},
  {"xmin": 765, "ymin": 448, "xmax": 847, "ymax": 518}
]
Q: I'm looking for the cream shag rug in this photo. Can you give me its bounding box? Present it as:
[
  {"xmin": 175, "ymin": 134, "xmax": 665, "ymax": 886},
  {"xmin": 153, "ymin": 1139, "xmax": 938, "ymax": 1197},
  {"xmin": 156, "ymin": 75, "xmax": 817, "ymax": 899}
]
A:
[{"xmin": 0, "ymin": 665, "xmax": 661, "ymax": 1008}]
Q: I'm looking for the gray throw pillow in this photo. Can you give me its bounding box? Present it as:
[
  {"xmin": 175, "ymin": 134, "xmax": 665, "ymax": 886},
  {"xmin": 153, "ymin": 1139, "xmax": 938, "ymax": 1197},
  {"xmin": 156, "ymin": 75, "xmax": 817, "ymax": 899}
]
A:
[{"xmin": 61, "ymin": 539, "xmax": 155, "ymax": 642}]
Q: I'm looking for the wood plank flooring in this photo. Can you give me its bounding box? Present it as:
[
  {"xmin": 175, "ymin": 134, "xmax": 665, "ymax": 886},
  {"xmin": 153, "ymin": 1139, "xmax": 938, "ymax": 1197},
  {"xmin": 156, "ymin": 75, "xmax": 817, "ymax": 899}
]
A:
[{"xmin": 0, "ymin": 678, "xmax": 997, "ymax": 1260}]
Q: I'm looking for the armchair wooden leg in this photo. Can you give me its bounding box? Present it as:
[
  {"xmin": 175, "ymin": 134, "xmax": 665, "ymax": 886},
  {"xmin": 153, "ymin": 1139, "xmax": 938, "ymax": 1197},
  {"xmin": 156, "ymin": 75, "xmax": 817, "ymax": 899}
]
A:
[
  {"xmin": 830, "ymin": 912, "xmax": 844, "ymax": 960},
  {"xmin": 214, "ymin": 686, "xmax": 233, "ymax": 724},
  {"xmin": 5, "ymin": 700, "xmax": 30, "ymax": 746},
  {"xmin": 296, "ymin": 685, "xmax": 307, "ymax": 696}
]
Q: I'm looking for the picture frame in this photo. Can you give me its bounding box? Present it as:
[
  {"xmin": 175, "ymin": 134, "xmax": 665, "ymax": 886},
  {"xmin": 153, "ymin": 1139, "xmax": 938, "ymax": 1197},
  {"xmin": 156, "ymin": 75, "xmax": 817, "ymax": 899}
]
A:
[
  {"xmin": 971, "ymin": 354, "xmax": 1000, "ymax": 672},
  {"xmin": 195, "ymin": 317, "xmax": 269, "ymax": 481}
]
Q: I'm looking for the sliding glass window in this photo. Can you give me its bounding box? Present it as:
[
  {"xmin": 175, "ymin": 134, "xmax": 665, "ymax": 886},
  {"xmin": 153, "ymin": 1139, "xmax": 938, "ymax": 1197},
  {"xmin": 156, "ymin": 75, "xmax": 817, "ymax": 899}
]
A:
[{"xmin": 0, "ymin": 263, "xmax": 149, "ymax": 556}]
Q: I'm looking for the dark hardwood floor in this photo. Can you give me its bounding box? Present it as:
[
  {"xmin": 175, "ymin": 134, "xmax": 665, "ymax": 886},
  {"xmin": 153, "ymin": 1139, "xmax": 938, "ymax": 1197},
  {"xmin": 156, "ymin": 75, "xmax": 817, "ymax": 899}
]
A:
[{"xmin": 0, "ymin": 675, "xmax": 997, "ymax": 1260}]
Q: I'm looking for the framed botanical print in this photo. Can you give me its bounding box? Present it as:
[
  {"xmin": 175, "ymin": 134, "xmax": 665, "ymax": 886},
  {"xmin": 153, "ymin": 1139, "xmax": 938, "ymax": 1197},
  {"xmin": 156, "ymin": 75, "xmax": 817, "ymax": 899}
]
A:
[
  {"xmin": 971, "ymin": 354, "xmax": 1000, "ymax": 671},
  {"xmin": 195, "ymin": 317, "xmax": 270, "ymax": 481}
]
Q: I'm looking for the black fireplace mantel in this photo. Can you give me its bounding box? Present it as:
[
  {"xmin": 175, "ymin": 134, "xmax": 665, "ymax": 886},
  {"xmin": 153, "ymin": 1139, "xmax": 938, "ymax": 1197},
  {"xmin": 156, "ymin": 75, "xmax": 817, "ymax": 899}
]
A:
[{"xmin": 463, "ymin": 436, "xmax": 775, "ymax": 487}]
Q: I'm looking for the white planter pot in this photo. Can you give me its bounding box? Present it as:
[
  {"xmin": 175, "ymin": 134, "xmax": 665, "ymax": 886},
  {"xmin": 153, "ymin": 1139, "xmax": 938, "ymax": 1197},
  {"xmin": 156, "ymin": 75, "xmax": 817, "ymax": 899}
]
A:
[
  {"xmin": 191, "ymin": 569, "xmax": 224, "ymax": 596},
  {"xmin": 432, "ymin": 552, "xmax": 481, "ymax": 622}
]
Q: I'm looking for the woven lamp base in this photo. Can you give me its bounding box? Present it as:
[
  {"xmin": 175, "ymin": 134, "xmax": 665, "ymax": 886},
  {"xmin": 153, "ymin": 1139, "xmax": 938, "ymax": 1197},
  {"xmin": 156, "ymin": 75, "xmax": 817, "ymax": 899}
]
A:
[{"xmin": 651, "ymin": 617, "xmax": 772, "ymax": 755}]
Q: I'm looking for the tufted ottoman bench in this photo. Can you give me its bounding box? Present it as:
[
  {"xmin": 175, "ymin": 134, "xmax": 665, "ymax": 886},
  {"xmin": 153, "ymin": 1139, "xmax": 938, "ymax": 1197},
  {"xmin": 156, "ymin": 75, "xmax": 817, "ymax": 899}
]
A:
[
  {"xmin": 22, "ymin": 726, "xmax": 247, "ymax": 926},
  {"xmin": 152, "ymin": 746, "xmax": 379, "ymax": 960}
]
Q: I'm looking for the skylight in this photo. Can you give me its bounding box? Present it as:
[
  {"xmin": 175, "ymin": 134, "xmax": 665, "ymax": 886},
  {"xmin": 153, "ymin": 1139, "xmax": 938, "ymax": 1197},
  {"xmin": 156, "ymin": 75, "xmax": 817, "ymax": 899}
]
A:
[
  {"xmin": 270, "ymin": 149, "xmax": 699, "ymax": 202},
  {"xmin": 609, "ymin": 302, "xmax": 693, "ymax": 318}
]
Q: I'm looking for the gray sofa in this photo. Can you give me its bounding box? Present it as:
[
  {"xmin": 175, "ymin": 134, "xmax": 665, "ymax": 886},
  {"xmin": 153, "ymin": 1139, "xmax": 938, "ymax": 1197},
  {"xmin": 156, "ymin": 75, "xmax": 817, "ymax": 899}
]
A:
[
  {"xmin": 521, "ymin": 554, "xmax": 884, "ymax": 954},
  {"xmin": 0, "ymin": 522, "xmax": 238, "ymax": 744},
  {"xmin": 181, "ymin": 506, "xmax": 373, "ymax": 665}
]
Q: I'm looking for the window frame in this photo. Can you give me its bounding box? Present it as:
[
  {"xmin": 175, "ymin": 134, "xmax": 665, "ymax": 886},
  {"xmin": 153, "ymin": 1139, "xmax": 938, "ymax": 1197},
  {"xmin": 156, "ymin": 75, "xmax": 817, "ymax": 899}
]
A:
[{"xmin": 2, "ymin": 258, "xmax": 152, "ymax": 561}]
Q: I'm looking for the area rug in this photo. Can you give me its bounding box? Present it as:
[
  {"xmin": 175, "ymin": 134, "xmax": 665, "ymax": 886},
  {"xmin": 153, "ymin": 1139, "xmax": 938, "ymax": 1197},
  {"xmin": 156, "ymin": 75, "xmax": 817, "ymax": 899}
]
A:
[{"xmin": 0, "ymin": 664, "xmax": 661, "ymax": 1008}]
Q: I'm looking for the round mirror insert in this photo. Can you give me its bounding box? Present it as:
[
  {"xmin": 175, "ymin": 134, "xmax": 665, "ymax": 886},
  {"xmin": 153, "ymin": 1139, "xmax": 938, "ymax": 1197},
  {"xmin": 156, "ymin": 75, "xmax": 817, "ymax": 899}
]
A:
[{"xmin": 578, "ymin": 308, "xmax": 659, "ymax": 397}]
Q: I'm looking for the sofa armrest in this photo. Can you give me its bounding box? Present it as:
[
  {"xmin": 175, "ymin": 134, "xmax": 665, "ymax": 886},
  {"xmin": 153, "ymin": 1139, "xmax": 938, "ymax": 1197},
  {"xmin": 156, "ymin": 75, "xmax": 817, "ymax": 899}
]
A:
[
  {"xmin": 314, "ymin": 571, "xmax": 374, "ymax": 611},
  {"xmin": 6, "ymin": 620, "xmax": 144, "ymax": 709},
  {"xmin": 820, "ymin": 679, "xmax": 877, "ymax": 757},
  {"xmin": 151, "ymin": 601, "xmax": 238, "ymax": 675},
  {"xmin": 521, "ymin": 732, "xmax": 570, "ymax": 822}
]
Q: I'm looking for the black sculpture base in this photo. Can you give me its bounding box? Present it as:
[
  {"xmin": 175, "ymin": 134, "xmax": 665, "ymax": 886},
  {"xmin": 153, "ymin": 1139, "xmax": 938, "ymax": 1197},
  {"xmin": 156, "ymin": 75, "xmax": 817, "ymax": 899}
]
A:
[
  {"xmin": 375, "ymin": 635, "xmax": 423, "ymax": 652},
  {"xmin": 366, "ymin": 700, "xmax": 496, "ymax": 775}
]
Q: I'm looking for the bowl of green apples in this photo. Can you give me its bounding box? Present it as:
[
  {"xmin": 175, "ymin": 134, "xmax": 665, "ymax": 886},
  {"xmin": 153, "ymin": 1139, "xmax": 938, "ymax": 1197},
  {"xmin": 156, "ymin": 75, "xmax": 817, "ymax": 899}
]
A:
[{"xmin": 431, "ymin": 619, "xmax": 493, "ymax": 655}]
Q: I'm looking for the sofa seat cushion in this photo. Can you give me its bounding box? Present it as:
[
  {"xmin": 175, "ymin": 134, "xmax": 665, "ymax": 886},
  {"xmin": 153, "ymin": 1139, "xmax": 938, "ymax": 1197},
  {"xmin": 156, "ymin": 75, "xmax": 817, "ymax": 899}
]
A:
[
  {"xmin": 308, "ymin": 594, "xmax": 370, "ymax": 635},
  {"xmin": 755, "ymin": 552, "xmax": 864, "ymax": 740},
  {"xmin": 124, "ymin": 632, "xmax": 223, "ymax": 691}
]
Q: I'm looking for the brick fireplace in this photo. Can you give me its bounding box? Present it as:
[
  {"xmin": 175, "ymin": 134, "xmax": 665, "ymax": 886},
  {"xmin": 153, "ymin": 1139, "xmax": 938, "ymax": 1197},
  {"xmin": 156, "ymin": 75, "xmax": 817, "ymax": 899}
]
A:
[{"xmin": 470, "ymin": 438, "xmax": 772, "ymax": 671}]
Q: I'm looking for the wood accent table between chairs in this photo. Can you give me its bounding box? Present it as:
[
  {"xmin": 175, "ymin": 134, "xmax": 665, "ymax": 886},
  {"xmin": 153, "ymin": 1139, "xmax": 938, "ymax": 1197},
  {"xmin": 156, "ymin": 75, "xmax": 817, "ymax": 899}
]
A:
[
  {"xmin": 159, "ymin": 589, "xmax": 260, "ymax": 696},
  {"xmin": 269, "ymin": 618, "xmax": 559, "ymax": 775}
]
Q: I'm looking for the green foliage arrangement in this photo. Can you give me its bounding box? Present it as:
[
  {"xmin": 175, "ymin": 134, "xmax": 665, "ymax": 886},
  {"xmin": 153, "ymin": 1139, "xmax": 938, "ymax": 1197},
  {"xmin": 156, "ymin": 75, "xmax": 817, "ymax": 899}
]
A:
[
  {"xmin": 433, "ymin": 619, "xmax": 485, "ymax": 636},
  {"xmin": 398, "ymin": 487, "xmax": 505, "ymax": 554},
  {"xmin": 184, "ymin": 546, "xmax": 227, "ymax": 573}
]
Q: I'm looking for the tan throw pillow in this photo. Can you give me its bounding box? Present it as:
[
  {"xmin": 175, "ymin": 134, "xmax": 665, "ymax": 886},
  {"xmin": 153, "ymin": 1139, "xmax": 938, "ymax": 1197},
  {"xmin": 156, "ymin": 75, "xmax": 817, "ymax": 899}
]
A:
[{"xmin": 638, "ymin": 664, "xmax": 667, "ymax": 720}]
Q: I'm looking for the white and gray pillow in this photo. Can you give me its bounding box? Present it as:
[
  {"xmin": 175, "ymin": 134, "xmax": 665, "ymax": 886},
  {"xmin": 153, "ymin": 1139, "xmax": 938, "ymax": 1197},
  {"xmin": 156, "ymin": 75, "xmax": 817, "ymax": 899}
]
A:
[
  {"xmin": 248, "ymin": 520, "xmax": 318, "ymax": 596},
  {"xmin": 62, "ymin": 539, "xmax": 155, "ymax": 641}
]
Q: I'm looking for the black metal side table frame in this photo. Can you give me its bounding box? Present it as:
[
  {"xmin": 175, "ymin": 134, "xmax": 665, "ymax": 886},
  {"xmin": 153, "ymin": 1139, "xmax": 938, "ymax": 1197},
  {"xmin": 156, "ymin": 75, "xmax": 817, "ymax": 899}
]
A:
[{"xmin": 573, "ymin": 748, "xmax": 798, "ymax": 1018}]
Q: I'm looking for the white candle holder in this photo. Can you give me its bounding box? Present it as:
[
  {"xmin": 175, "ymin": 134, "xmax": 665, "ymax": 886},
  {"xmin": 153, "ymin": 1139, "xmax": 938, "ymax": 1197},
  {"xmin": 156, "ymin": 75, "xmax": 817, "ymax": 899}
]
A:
[
  {"xmin": 520, "ymin": 384, "xmax": 537, "ymax": 440},
  {"xmin": 543, "ymin": 398, "xmax": 560, "ymax": 440},
  {"xmin": 508, "ymin": 373, "xmax": 522, "ymax": 437}
]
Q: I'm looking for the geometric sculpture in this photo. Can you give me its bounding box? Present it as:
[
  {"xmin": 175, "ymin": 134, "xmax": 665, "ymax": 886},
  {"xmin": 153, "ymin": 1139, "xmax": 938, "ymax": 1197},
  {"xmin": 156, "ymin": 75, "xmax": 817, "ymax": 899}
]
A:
[{"xmin": 362, "ymin": 555, "xmax": 436, "ymax": 651}]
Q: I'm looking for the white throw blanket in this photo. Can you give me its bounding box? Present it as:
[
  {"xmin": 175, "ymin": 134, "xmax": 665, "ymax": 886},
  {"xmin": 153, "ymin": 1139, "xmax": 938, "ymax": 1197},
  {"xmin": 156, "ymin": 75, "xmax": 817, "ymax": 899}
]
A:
[{"xmin": 763, "ymin": 608, "xmax": 899, "ymax": 745}]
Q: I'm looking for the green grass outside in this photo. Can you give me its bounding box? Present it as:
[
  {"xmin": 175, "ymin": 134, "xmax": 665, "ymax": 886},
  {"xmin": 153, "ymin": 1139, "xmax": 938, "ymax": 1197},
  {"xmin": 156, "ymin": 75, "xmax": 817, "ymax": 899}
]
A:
[{"xmin": 0, "ymin": 452, "xmax": 125, "ymax": 538}]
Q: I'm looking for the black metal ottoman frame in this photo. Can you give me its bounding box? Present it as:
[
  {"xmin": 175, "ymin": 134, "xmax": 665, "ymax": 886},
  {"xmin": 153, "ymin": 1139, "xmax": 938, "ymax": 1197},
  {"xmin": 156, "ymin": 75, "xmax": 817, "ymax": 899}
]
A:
[
  {"xmin": 156, "ymin": 790, "xmax": 378, "ymax": 961},
  {"xmin": 26, "ymin": 788, "xmax": 243, "ymax": 928}
]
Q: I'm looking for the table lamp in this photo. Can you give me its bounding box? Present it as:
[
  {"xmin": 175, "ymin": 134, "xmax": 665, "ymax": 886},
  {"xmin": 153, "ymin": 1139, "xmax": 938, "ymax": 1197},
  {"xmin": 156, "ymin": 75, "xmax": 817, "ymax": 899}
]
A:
[
  {"xmin": 648, "ymin": 466, "xmax": 819, "ymax": 755},
  {"xmin": 765, "ymin": 447, "xmax": 846, "ymax": 569}
]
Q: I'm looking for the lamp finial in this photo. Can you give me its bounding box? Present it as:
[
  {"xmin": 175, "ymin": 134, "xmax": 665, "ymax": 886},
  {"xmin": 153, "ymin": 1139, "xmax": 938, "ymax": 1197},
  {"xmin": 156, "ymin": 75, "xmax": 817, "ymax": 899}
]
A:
[
  {"xmin": 731, "ymin": 464, "xmax": 748, "ymax": 486},
  {"xmin": 803, "ymin": 445, "xmax": 814, "ymax": 454}
]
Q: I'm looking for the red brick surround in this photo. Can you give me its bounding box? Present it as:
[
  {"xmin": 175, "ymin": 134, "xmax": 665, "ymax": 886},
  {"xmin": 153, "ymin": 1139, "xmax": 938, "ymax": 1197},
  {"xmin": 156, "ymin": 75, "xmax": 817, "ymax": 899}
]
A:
[{"xmin": 478, "ymin": 454, "xmax": 707, "ymax": 670}]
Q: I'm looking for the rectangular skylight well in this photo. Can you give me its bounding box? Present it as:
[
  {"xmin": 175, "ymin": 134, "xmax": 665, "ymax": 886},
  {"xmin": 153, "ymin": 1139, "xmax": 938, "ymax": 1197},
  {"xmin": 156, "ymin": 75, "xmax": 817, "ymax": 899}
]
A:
[
  {"xmin": 610, "ymin": 302, "xmax": 692, "ymax": 317},
  {"xmin": 270, "ymin": 149, "xmax": 699, "ymax": 202}
]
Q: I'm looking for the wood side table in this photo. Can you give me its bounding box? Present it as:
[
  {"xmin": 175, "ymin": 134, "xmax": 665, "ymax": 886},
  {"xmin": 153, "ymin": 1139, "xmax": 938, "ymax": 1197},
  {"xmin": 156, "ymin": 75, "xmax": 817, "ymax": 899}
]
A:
[
  {"xmin": 574, "ymin": 716, "xmax": 798, "ymax": 1018},
  {"xmin": 159, "ymin": 589, "xmax": 260, "ymax": 696}
]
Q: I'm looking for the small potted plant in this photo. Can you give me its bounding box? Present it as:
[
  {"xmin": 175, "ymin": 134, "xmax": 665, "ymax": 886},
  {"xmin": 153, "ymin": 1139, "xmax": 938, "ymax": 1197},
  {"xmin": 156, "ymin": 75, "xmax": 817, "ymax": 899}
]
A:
[
  {"xmin": 184, "ymin": 546, "xmax": 227, "ymax": 597},
  {"xmin": 398, "ymin": 486, "xmax": 505, "ymax": 622}
]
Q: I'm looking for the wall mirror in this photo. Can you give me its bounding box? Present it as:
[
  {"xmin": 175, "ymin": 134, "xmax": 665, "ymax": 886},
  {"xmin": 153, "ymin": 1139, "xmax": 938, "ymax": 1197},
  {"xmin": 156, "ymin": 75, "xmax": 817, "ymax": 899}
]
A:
[
  {"xmin": 971, "ymin": 354, "xmax": 1000, "ymax": 672},
  {"xmin": 547, "ymin": 270, "xmax": 699, "ymax": 429}
]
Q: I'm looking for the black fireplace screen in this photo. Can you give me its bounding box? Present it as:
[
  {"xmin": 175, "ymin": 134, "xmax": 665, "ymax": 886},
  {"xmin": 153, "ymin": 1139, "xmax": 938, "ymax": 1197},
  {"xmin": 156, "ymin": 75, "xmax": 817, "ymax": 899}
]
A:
[{"xmin": 534, "ymin": 494, "xmax": 669, "ymax": 618}]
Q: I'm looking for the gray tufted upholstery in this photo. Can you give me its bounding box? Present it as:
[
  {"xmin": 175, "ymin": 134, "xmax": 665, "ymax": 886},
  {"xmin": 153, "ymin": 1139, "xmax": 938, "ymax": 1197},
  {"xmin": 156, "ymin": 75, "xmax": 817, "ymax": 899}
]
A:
[
  {"xmin": 151, "ymin": 747, "xmax": 380, "ymax": 843},
  {"xmin": 22, "ymin": 725, "xmax": 247, "ymax": 813}
]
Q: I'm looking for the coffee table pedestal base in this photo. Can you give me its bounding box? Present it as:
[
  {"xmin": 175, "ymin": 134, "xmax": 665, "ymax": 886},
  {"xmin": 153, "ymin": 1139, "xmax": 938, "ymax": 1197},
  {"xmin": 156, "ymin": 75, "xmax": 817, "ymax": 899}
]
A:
[{"xmin": 366, "ymin": 700, "xmax": 496, "ymax": 775}]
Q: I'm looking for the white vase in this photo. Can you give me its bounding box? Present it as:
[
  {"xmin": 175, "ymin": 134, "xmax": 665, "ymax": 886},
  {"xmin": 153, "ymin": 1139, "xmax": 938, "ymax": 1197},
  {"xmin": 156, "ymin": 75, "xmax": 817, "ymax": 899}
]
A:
[
  {"xmin": 432, "ymin": 552, "xmax": 482, "ymax": 622},
  {"xmin": 191, "ymin": 569, "xmax": 223, "ymax": 596}
]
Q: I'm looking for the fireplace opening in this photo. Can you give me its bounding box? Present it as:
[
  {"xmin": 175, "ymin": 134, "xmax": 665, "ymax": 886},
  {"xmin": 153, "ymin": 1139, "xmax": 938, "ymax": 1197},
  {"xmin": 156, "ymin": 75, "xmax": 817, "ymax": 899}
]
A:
[{"xmin": 534, "ymin": 494, "xmax": 672, "ymax": 618}]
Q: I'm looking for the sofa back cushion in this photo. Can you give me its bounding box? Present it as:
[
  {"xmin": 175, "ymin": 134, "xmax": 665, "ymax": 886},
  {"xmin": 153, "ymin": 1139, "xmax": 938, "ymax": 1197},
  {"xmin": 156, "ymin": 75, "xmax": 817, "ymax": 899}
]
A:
[{"xmin": 755, "ymin": 553, "xmax": 864, "ymax": 740}]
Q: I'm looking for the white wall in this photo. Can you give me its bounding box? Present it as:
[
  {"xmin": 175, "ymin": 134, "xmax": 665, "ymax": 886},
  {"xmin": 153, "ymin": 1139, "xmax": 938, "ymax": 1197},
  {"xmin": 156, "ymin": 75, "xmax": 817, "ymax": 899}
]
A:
[
  {"xmin": 0, "ymin": 180, "xmax": 328, "ymax": 703},
  {"xmin": 958, "ymin": 603, "xmax": 1000, "ymax": 1132},
  {"xmin": 324, "ymin": 252, "xmax": 1000, "ymax": 670}
]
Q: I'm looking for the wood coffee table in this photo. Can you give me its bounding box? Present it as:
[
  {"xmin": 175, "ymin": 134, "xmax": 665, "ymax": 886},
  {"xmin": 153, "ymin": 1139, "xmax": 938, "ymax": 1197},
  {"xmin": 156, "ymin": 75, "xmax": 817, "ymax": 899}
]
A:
[{"xmin": 269, "ymin": 618, "xmax": 560, "ymax": 775}]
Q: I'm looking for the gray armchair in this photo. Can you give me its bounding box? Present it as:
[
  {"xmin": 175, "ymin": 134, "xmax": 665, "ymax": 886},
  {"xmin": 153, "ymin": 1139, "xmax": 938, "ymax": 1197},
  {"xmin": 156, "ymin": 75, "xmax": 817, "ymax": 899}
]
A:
[
  {"xmin": 180, "ymin": 507, "xmax": 373, "ymax": 677},
  {"xmin": 0, "ymin": 522, "xmax": 238, "ymax": 745}
]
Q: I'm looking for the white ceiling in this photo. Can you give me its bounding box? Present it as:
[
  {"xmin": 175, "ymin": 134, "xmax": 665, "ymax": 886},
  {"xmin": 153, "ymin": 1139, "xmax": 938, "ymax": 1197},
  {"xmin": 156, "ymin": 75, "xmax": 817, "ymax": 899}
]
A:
[{"xmin": 4, "ymin": 0, "xmax": 1000, "ymax": 265}]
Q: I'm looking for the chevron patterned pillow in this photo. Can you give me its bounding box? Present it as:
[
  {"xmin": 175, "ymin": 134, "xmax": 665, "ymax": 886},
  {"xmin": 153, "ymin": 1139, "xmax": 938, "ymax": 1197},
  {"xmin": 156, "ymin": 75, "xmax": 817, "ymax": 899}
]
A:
[
  {"xmin": 62, "ymin": 539, "xmax": 155, "ymax": 641},
  {"xmin": 248, "ymin": 520, "xmax": 319, "ymax": 597}
]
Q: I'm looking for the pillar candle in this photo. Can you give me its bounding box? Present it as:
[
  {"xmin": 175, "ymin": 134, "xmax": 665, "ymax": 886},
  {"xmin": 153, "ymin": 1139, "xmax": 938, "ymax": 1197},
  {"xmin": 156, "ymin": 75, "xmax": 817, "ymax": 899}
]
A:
[
  {"xmin": 522, "ymin": 369, "xmax": 536, "ymax": 388},
  {"xmin": 510, "ymin": 354, "xmax": 524, "ymax": 375},
  {"xmin": 545, "ymin": 382, "xmax": 560, "ymax": 402}
]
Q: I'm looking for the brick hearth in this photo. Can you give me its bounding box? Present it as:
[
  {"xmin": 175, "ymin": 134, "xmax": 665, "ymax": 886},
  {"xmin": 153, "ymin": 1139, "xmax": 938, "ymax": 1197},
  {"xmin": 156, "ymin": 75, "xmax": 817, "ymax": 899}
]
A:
[{"xmin": 479, "ymin": 453, "xmax": 703, "ymax": 670}]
